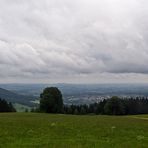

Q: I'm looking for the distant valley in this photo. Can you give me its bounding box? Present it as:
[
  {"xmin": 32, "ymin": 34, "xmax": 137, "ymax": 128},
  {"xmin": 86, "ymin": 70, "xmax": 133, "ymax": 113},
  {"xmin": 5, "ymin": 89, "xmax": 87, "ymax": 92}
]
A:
[{"xmin": 0, "ymin": 83, "xmax": 148, "ymax": 110}]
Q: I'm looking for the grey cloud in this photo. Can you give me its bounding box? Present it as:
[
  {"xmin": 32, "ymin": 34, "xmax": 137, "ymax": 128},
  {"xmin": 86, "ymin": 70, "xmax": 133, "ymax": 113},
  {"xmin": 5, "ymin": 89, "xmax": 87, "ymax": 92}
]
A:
[{"xmin": 0, "ymin": 0, "xmax": 148, "ymax": 83}]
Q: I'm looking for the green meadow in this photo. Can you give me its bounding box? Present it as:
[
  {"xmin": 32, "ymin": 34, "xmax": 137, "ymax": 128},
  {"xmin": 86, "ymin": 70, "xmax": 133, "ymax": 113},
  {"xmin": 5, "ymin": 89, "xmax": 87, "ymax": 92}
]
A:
[{"xmin": 0, "ymin": 113, "xmax": 148, "ymax": 148}]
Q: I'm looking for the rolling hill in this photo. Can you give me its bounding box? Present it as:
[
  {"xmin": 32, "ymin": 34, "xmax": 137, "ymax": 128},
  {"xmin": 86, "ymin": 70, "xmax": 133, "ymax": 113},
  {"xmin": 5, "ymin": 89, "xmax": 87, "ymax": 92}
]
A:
[{"xmin": 0, "ymin": 88, "xmax": 36, "ymax": 107}]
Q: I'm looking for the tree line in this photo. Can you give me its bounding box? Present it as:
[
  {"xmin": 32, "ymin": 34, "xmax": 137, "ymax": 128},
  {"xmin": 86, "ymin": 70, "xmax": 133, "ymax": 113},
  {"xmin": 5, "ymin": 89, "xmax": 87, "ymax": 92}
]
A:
[
  {"xmin": 1, "ymin": 87, "xmax": 148, "ymax": 115},
  {"xmin": 0, "ymin": 98, "xmax": 16, "ymax": 112},
  {"xmin": 37, "ymin": 87, "xmax": 148, "ymax": 115},
  {"xmin": 63, "ymin": 97, "xmax": 148, "ymax": 115}
]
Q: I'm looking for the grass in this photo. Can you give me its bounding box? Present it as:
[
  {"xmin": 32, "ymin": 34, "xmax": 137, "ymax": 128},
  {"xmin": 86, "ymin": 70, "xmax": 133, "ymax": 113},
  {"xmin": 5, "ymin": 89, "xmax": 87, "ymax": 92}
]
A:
[{"xmin": 0, "ymin": 113, "xmax": 148, "ymax": 148}]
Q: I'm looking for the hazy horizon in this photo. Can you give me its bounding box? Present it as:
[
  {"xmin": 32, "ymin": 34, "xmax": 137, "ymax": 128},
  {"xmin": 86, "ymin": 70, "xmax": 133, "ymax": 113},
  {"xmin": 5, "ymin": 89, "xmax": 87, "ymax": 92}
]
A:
[{"xmin": 1, "ymin": 82, "xmax": 148, "ymax": 85}]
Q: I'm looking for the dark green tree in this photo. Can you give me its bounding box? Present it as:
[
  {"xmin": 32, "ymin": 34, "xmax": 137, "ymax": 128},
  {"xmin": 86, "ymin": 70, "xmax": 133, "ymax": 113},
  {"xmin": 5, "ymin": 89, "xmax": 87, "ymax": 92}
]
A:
[
  {"xmin": 74, "ymin": 108, "xmax": 79, "ymax": 115},
  {"xmin": 0, "ymin": 98, "xmax": 16, "ymax": 112},
  {"xmin": 80, "ymin": 106, "xmax": 86, "ymax": 115},
  {"xmin": 39, "ymin": 87, "xmax": 63, "ymax": 113},
  {"xmin": 104, "ymin": 96, "xmax": 125, "ymax": 115}
]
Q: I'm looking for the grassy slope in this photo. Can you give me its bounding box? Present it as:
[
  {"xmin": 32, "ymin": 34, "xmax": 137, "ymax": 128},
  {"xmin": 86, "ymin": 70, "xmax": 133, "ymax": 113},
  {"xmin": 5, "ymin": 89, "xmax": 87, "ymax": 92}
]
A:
[{"xmin": 0, "ymin": 113, "xmax": 148, "ymax": 148}]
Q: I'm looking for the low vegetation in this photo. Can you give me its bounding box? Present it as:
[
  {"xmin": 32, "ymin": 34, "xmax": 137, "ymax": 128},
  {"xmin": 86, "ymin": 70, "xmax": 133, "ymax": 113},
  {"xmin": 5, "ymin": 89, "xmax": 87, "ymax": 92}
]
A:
[{"xmin": 0, "ymin": 113, "xmax": 147, "ymax": 147}]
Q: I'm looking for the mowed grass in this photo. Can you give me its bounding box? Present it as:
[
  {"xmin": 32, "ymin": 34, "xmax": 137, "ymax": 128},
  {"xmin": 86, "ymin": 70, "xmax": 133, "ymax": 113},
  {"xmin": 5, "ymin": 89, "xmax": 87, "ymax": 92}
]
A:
[{"xmin": 0, "ymin": 113, "xmax": 148, "ymax": 148}]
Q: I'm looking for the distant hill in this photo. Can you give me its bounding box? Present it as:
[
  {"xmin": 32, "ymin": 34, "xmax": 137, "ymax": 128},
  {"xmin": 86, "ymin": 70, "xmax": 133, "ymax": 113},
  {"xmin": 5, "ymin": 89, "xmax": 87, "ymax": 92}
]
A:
[
  {"xmin": 1, "ymin": 83, "xmax": 148, "ymax": 105},
  {"xmin": 0, "ymin": 88, "xmax": 35, "ymax": 107},
  {"xmin": 1, "ymin": 83, "xmax": 148, "ymax": 96}
]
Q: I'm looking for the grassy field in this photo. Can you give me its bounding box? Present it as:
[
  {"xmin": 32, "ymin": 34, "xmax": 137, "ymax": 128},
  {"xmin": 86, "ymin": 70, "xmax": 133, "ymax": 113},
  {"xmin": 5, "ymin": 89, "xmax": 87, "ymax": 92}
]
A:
[{"xmin": 0, "ymin": 113, "xmax": 148, "ymax": 148}]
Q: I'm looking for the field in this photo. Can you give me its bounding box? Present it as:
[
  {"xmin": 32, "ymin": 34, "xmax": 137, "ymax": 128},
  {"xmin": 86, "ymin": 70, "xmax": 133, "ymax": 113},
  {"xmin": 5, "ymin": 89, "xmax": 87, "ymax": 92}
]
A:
[{"xmin": 0, "ymin": 113, "xmax": 148, "ymax": 148}]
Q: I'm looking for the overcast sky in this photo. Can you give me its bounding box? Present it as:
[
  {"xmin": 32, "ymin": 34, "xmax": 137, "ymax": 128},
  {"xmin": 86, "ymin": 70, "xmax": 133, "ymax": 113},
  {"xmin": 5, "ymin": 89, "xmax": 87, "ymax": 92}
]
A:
[{"xmin": 0, "ymin": 0, "xmax": 148, "ymax": 84}]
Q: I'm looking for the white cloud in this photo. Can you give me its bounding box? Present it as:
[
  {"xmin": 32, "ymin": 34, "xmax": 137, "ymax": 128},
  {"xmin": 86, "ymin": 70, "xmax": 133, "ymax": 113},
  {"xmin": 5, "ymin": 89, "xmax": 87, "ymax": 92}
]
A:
[{"xmin": 0, "ymin": 0, "xmax": 148, "ymax": 83}]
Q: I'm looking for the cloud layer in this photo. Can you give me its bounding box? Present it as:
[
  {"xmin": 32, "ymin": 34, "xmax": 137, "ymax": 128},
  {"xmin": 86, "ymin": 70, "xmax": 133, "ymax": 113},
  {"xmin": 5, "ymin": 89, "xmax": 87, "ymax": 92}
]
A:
[{"xmin": 0, "ymin": 0, "xmax": 148, "ymax": 83}]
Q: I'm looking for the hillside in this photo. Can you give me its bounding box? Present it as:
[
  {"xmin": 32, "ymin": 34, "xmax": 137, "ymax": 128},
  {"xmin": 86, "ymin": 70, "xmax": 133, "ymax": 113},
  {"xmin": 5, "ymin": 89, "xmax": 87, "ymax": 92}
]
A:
[
  {"xmin": 0, "ymin": 88, "xmax": 35, "ymax": 107},
  {"xmin": 0, "ymin": 113, "xmax": 147, "ymax": 147}
]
